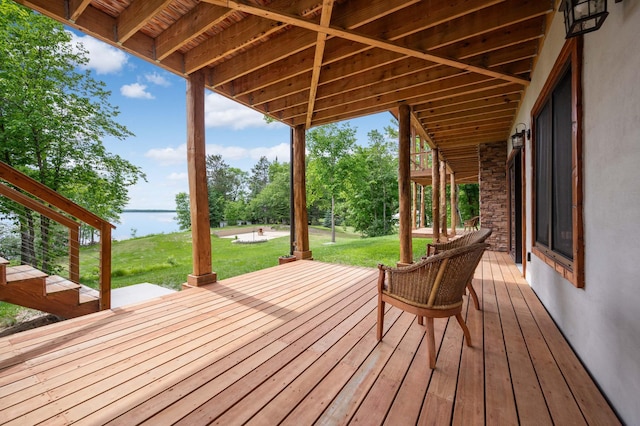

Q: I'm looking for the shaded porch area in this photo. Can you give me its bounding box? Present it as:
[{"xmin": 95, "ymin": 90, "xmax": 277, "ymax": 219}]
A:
[{"xmin": 0, "ymin": 255, "xmax": 618, "ymax": 425}]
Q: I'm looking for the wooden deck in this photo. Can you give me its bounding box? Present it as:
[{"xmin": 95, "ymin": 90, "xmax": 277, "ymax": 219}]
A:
[{"xmin": 0, "ymin": 253, "xmax": 619, "ymax": 425}]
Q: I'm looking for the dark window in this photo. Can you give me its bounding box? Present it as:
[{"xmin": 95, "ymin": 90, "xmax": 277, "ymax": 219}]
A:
[
  {"xmin": 532, "ymin": 37, "xmax": 583, "ymax": 288},
  {"xmin": 534, "ymin": 67, "xmax": 573, "ymax": 263}
]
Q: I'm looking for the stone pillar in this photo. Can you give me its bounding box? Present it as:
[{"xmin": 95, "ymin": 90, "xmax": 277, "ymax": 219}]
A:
[{"xmin": 479, "ymin": 142, "xmax": 508, "ymax": 251}]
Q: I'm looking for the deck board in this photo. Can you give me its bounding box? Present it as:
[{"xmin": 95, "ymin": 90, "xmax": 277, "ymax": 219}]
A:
[{"xmin": 0, "ymin": 256, "xmax": 620, "ymax": 425}]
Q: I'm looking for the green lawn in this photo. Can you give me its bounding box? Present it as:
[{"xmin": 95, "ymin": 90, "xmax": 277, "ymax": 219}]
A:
[{"xmin": 1, "ymin": 226, "xmax": 430, "ymax": 327}]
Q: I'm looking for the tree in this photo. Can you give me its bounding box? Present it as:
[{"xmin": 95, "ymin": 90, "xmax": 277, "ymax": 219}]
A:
[
  {"xmin": 246, "ymin": 161, "xmax": 289, "ymax": 224},
  {"xmin": 0, "ymin": 1, "xmax": 144, "ymax": 269},
  {"xmin": 205, "ymin": 154, "xmax": 247, "ymax": 226},
  {"xmin": 306, "ymin": 123, "xmax": 356, "ymax": 243},
  {"xmin": 248, "ymin": 156, "xmax": 271, "ymax": 199},
  {"xmin": 174, "ymin": 192, "xmax": 191, "ymax": 230},
  {"xmin": 343, "ymin": 129, "xmax": 399, "ymax": 237}
]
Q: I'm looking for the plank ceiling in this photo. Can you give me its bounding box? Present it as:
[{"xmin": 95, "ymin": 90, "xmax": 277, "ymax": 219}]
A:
[{"xmin": 16, "ymin": 0, "xmax": 556, "ymax": 182}]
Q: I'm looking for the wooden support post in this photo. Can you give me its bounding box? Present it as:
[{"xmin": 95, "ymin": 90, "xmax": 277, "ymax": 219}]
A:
[
  {"xmin": 412, "ymin": 182, "xmax": 417, "ymax": 229},
  {"xmin": 398, "ymin": 104, "xmax": 413, "ymax": 265},
  {"xmin": 440, "ymin": 160, "xmax": 448, "ymax": 238},
  {"xmin": 293, "ymin": 125, "xmax": 312, "ymax": 260},
  {"xmin": 420, "ymin": 184, "xmax": 426, "ymax": 229},
  {"xmin": 432, "ymin": 149, "xmax": 440, "ymax": 242},
  {"xmin": 186, "ymin": 70, "xmax": 216, "ymax": 286},
  {"xmin": 450, "ymin": 172, "xmax": 457, "ymax": 236}
]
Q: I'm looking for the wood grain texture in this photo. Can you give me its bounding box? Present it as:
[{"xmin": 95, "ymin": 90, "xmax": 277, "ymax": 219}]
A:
[{"xmin": 0, "ymin": 257, "xmax": 620, "ymax": 425}]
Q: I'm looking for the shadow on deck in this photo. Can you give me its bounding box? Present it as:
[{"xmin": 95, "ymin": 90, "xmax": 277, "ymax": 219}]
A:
[{"xmin": 0, "ymin": 254, "xmax": 619, "ymax": 424}]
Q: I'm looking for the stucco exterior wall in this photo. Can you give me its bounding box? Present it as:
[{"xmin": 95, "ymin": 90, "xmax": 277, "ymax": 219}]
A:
[{"xmin": 510, "ymin": 5, "xmax": 640, "ymax": 424}]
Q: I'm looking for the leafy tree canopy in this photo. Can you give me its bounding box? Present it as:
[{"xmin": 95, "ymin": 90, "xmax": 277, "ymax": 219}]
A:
[{"xmin": 0, "ymin": 0, "xmax": 144, "ymax": 221}]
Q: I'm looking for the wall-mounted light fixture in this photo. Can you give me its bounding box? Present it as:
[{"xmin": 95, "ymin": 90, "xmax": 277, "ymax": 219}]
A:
[
  {"xmin": 511, "ymin": 123, "xmax": 530, "ymax": 149},
  {"xmin": 560, "ymin": 0, "xmax": 611, "ymax": 38}
]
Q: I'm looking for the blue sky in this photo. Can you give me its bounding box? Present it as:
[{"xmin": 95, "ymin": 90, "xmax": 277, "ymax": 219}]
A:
[{"xmin": 68, "ymin": 30, "xmax": 393, "ymax": 210}]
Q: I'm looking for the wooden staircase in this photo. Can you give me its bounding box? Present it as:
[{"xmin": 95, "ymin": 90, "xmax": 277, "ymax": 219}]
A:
[
  {"xmin": 0, "ymin": 257, "xmax": 100, "ymax": 318},
  {"xmin": 1, "ymin": 161, "xmax": 113, "ymax": 318}
]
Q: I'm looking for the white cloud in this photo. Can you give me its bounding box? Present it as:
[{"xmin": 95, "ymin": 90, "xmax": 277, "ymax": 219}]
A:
[
  {"xmin": 167, "ymin": 172, "xmax": 188, "ymax": 181},
  {"xmin": 145, "ymin": 72, "xmax": 171, "ymax": 87},
  {"xmin": 144, "ymin": 142, "xmax": 290, "ymax": 167},
  {"xmin": 206, "ymin": 143, "xmax": 290, "ymax": 163},
  {"xmin": 120, "ymin": 83, "xmax": 155, "ymax": 99},
  {"xmin": 68, "ymin": 32, "xmax": 128, "ymax": 74},
  {"xmin": 204, "ymin": 93, "xmax": 285, "ymax": 130},
  {"xmin": 145, "ymin": 145, "xmax": 186, "ymax": 165}
]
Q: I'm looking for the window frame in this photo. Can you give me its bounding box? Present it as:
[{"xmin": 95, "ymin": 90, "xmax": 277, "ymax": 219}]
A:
[{"xmin": 531, "ymin": 37, "xmax": 584, "ymax": 288}]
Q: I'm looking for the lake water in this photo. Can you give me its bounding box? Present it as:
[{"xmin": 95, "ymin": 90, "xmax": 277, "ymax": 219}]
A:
[{"xmin": 113, "ymin": 211, "xmax": 180, "ymax": 240}]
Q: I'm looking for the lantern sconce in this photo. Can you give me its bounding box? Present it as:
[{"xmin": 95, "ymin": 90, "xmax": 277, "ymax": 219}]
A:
[
  {"xmin": 560, "ymin": 0, "xmax": 621, "ymax": 39},
  {"xmin": 511, "ymin": 123, "xmax": 530, "ymax": 149}
]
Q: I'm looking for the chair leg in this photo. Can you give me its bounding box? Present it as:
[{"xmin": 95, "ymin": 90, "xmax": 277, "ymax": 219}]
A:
[
  {"xmin": 377, "ymin": 298, "xmax": 385, "ymax": 341},
  {"xmin": 455, "ymin": 313, "xmax": 472, "ymax": 347},
  {"xmin": 467, "ymin": 281, "xmax": 480, "ymax": 311},
  {"xmin": 425, "ymin": 317, "xmax": 436, "ymax": 369},
  {"xmin": 418, "ymin": 316, "xmax": 424, "ymax": 326}
]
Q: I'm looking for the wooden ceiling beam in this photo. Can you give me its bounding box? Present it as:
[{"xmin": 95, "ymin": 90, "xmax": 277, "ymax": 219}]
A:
[
  {"xmin": 306, "ymin": 0, "xmax": 335, "ymax": 129},
  {"xmin": 68, "ymin": 0, "xmax": 91, "ymax": 22},
  {"xmin": 404, "ymin": 0, "xmax": 552, "ymax": 52},
  {"xmin": 187, "ymin": 0, "xmax": 324, "ymax": 73},
  {"xmin": 437, "ymin": 133, "xmax": 508, "ymax": 147},
  {"xmin": 16, "ymin": 0, "xmax": 186, "ymax": 76},
  {"xmin": 185, "ymin": 17, "xmax": 283, "ymax": 74},
  {"xmin": 430, "ymin": 123, "xmax": 512, "ymax": 138},
  {"xmin": 155, "ymin": 4, "xmax": 232, "ymax": 60},
  {"xmin": 295, "ymin": 74, "xmax": 501, "ymax": 126},
  {"xmin": 430, "ymin": 118, "xmax": 514, "ymax": 133},
  {"xmin": 202, "ymin": 0, "xmax": 529, "ymax": 86},
  {"xmin": 419, "ymin": 97, "xmax": 520, "ymax": 120},
  {"xmin": 432, "ymin": 16, "xmax": 546, "ymax": 61},
  {"xmin": 228, "ymin": 0, "xmax": 502, "ymax": 99},
  {"xmin": 427, "ymin": 109, "xmax": 517, "ymax": 126},
  {"xmin": 252, "ymin": 32, "xmax": 533, "ymax": 114},
  {"xmin": 117, "ymin": 0, "xmax": 174, "ymax": 44},
  {"xmin": 281, "ymin": 69, "xmax": 477, "ymax": 121},
  {"xmin": 256, "ymin": 60, "xmax": 446, "ymax": 112},
  {"xmin": 413, "ymin": 84, "xmax": 523, "ymax": 112},
  {"xmin": 209, "ymin": 0, "xmax": 416, "ymax": 86}
]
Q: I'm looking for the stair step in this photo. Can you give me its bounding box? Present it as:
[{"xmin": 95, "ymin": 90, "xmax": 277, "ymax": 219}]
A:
[
  {"xmin": 79, "ymin": 285, "xmax": 100, "ymax": 304},
  {"xmin": 0, "ymin": 257, "xmax": 7, "ymax": 285},
  {"xmin": 46, "ymin": 275, "xmax": 81, "ymax": 293},
  {"xmin": 6, "ymin": 265, "xmax": 47, "ymax": 283}
]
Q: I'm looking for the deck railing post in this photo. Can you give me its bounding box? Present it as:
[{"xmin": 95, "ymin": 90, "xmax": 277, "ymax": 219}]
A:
[
  {"xmin": 69, "ymin": 226, "xmax": 80, "ymax": 283},
  {"xmin": 100, "ymin": 223, "xmax": 111, "ymax": 310}
]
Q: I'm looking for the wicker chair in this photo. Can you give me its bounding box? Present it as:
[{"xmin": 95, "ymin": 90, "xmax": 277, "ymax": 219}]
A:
[
  {"xmin": 425, "ymin": 228, "xmax": 492, "ymax": 311},
  {"xmin": 377, "ymin": 243, "xmax": 489, "ymax": 369},
  {"xmin": 463, "ymin": 216, "xmax": 480, "ymax": 232}
]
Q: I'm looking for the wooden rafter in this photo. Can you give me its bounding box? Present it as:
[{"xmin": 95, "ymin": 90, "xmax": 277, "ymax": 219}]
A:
[
  {"xmin": 15, "ymin": 0, "xmax": 557, "ymax": 183},
  {"xmin": 154, "ymin": 4, "xmax": 232, "ymax": 61},
  {"xmin": 305, "ymin": 0, "xmax": 334, "ymax": 129},
  {"xmin": 202, "ymin": 0, "xmax": 530, "ymax": 86},
  {"xmin": 117, "ymin": 0, "xmax": 174, "ymax": 44},
  {"xmin": 67, "ymin": 0, "xmax": 91, "ymax": 22}
]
